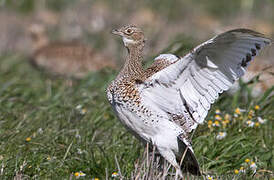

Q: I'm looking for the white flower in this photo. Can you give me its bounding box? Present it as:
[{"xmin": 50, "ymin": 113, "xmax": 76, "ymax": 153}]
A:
[
  {"xmin": 234, "ymin": 108, "xmax": 246, "ymax": 117},
  {"xmin": 74, "ymin": 171, "xmax": 86, "ymax": 178},
  {"xmin": 79, "ymin": 171, "xmax": 86, "ymax": 177},
  {"xmin": 216, "ymin": 132, "xmax": 227, "ymax": 140},
  {"xmin": 77, "ymin": 148, "xmax": 83, "ymax": 155},
  {"xmin": 212, "ymin": 121, "xmax": 220, "ymax": 127},
  {"xmin": 257, "ymin": 117, "xmax": 267, "ymax": 124},
  {"xmin": 239, "ymin": 166, "xmax": 245, "ymax": 173},
  {"xmin": 75, "ymin": 134, "xmax": 81, "ymax": 139},
  {"xmin": 76, "ymin": 104, "xmax": 82, "ymax": 110},
  {"xmin": 80, "ymin": 108, "xmax": 87, "ymax": 115},
  {"xmin": 215, "ymin": 114, "xmax": 222, "ymax": 120},
  {"xmin": 215, "ymin": 109, "xmax": 221, "ymax": 114},
  {"xmin": 37, "ymin": 128, "xmax": 43, "ymax": 134},
  {"xmin": 76, "ymin": 104, "xmax": 87, "ymax": 115},
  {"xmin": 206, "ymin": 175, "xmax": 214, "ymax": 180},
  {"xmin": 112, "ymin": 172, "xmax": 119, "ymax": 178},
  {"xmin": 250, "ymin": 162, "xmax": 257, "ymax": 171},
  {"xmin": 246, "ymin": 120, "xmax": 254, "ymax": 127}
]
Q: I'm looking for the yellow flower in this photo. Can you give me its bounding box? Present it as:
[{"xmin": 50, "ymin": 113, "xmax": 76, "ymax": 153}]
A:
[
  {"xmin": 215, "ymin": 114, "xmax": 222, "ymax": 120},
  {"xmin": 94, "ymin": 178, "xmax": 99, "ymax": 180},
  {"xmin": 249, "ymin": 110, "xmax": 254, "ymax": 114},
  {"xmin": 208, "ymin": 120, "xmax": 213, "ymax": 128},
  {"xmin": 248, "ymin": 110, "xmax": 254, "ymax": 118},
  {"xmin": 215, "ymin": 109, "xmax": 221, "ymax": 114},
  {"xmin": 80, "ymin": 108, "xmax": 87, "ymax": 115},
  {"xmin": 246, "ymin": 120, "xmax": 255, "ymax": 127},
  {"xmin": 239, "ymin": 166, "xmax": 245, "ymax": 173},
  {"xmin": 222, "ymin": 119, "xmax": 229, "ymax": 127},
  {"xmin": 224, "ymin": 114, "xmax": 230, "ymax": 120},
  {"xmin": 74, "ymin": 171, "xmax": 86, "ymax": 178},
  {"xmin": 74, "ymin": 172, "xmax": 80, "ymax": 177},
  {"xmin": 235, "ymin": 108, "xmax": 241, "ymax": 115},
  {"xmin": 234, "ymin": 169, "xmax": 239, "ymax": 174},
  {"xmin": 112, "ymin": 172, "xmax": 119, "ymax": 178},
  {"xmin": 254, "ymin": 105, "xmax": 260, "ymax": 110},
  {"xmin": 255, "ymin": 122, "xmax": 260, "ymax": 127},
  {"xmin": 245, "ymin": 158, "xmax": 250, "ymax": 163},
  {"xmin": 26, "ymin": 137, "xmax": 31, "ymax": 142},
  {"xmin": 214, "ymin": 120, "xmax": 220, "ymax": 126}
]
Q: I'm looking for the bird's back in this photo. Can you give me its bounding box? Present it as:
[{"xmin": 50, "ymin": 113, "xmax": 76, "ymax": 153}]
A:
[{"xmin": 32, "ymin": 42, "xmax": 116, "ymax": 78}]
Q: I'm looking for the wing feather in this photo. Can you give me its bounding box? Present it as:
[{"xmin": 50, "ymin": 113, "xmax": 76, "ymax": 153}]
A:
[{"xmin": 140, "ymin": 29, "xmax": 271, "ymax": 132}]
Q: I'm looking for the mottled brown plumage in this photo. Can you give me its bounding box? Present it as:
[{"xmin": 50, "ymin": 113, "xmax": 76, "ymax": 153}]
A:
[
  {"xmin": 107, "ymin": 25, "xmax": 200, "ymax": 177},
  {"xmin": 107, "ymin": 26, "xmax": 177, "ymax": 102},
  {"xmin": 29, "ymin": 24, "xmax": 116, "ymax": 78},
  {"xmin": 145, "ymin": 57, "xmax": 179, "ymax": 78}
]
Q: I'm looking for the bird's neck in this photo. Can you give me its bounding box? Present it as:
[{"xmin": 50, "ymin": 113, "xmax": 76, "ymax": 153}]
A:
[
  {"xmin": 118, "ymin": 43, "xmax": 145, "ymax": 80},
  {"xmin": 32, "ymin": 35, "xmax": 49, "ymax": 51}
]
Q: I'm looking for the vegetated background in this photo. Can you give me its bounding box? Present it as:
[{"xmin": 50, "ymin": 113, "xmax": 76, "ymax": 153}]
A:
[{"xmin": 0, "ymin": 0, "xmax": 273, "ymax": 179}]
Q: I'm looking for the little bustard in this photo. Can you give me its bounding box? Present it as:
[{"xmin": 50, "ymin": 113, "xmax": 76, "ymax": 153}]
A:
[
  {"xmin": 106, "ymin": 25, "xmax": 271, "ymax": 176},
  {"xmin": 29, "ymin": 24, "xmax": 116, "ymax": 78}
]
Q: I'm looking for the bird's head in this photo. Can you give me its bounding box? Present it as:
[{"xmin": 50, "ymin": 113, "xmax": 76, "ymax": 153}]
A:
[
  {"xmin": 28, "ymin": 24, "xmax": 48, "ymax": 50},
  {"xmin": 28, "ymin": 24, "xmax": 46, "ymax": 42},
  {"xmin": 111, "ymin": 25, "xmax": 145, "ymax": 47}
]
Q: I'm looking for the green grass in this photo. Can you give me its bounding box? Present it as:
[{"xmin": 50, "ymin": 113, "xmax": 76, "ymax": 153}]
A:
[{"xmin": 0, "ymin": 54, "xmax": 273, "ymax": 179}]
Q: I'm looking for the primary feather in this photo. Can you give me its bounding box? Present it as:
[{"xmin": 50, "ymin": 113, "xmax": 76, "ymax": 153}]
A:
[{"xmin": 141, "ymin": 29, "xmax": 271, "ymax": 127}]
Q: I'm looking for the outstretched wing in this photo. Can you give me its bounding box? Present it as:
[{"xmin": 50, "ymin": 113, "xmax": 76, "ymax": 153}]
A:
[{"xmin": 140, "ymin": 29, "xmax": 271, "ymax": 132}]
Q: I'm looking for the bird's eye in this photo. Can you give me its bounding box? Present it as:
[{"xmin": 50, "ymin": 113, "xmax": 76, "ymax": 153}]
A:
[{"xmin": 125, "ymin": 28, "xmax": 133, "ymax": 34}]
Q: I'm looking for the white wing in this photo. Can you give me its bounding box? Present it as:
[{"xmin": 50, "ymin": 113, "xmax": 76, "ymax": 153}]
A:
[{"xmin": 140, "ymin": 29, "xmax": 271, "ymax": 132}]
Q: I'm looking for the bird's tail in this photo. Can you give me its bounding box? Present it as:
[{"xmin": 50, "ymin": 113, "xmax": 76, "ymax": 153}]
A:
[{"xmin": 177, "ymin": 136, "xmax": 201, "ymax": 176}]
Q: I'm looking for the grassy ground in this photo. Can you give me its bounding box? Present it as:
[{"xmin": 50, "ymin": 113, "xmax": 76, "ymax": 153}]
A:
[{"xmin": 0, "ymin": 53, "xmax": 273, "ymax": 180}]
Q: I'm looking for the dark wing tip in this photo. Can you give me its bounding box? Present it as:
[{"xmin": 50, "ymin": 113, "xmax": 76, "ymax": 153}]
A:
[
  {"xmin": 177, "ymin": 136, "xmax": 201, "ymax": 176},
  {"xmin": 181, "ymin": 148, "xmax": 201, "ymax": 176}
]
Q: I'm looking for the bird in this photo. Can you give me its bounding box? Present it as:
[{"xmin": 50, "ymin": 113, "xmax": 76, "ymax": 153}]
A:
[
  {"xmin": 106, "ymin": 25, "xmax": 271, "ymax": 177},
  {"xmin": 28, "ymin": 24, "xmax": 116, "ymax": 78}
]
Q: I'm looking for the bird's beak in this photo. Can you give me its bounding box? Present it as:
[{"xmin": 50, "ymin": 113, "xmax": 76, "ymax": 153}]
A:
[{"xmin": 111, "ymin": 29, "xmax": 122, "ymax": 36}]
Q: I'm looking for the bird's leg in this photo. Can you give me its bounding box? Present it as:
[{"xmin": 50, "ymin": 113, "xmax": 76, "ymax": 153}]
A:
[
  {"xmin": 175, "ymin": 170, "xmax": 183, "ymax": 180},
  {"xmin": 157, "ymin": 147, "xmax": 183, "ymax": 179}
]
